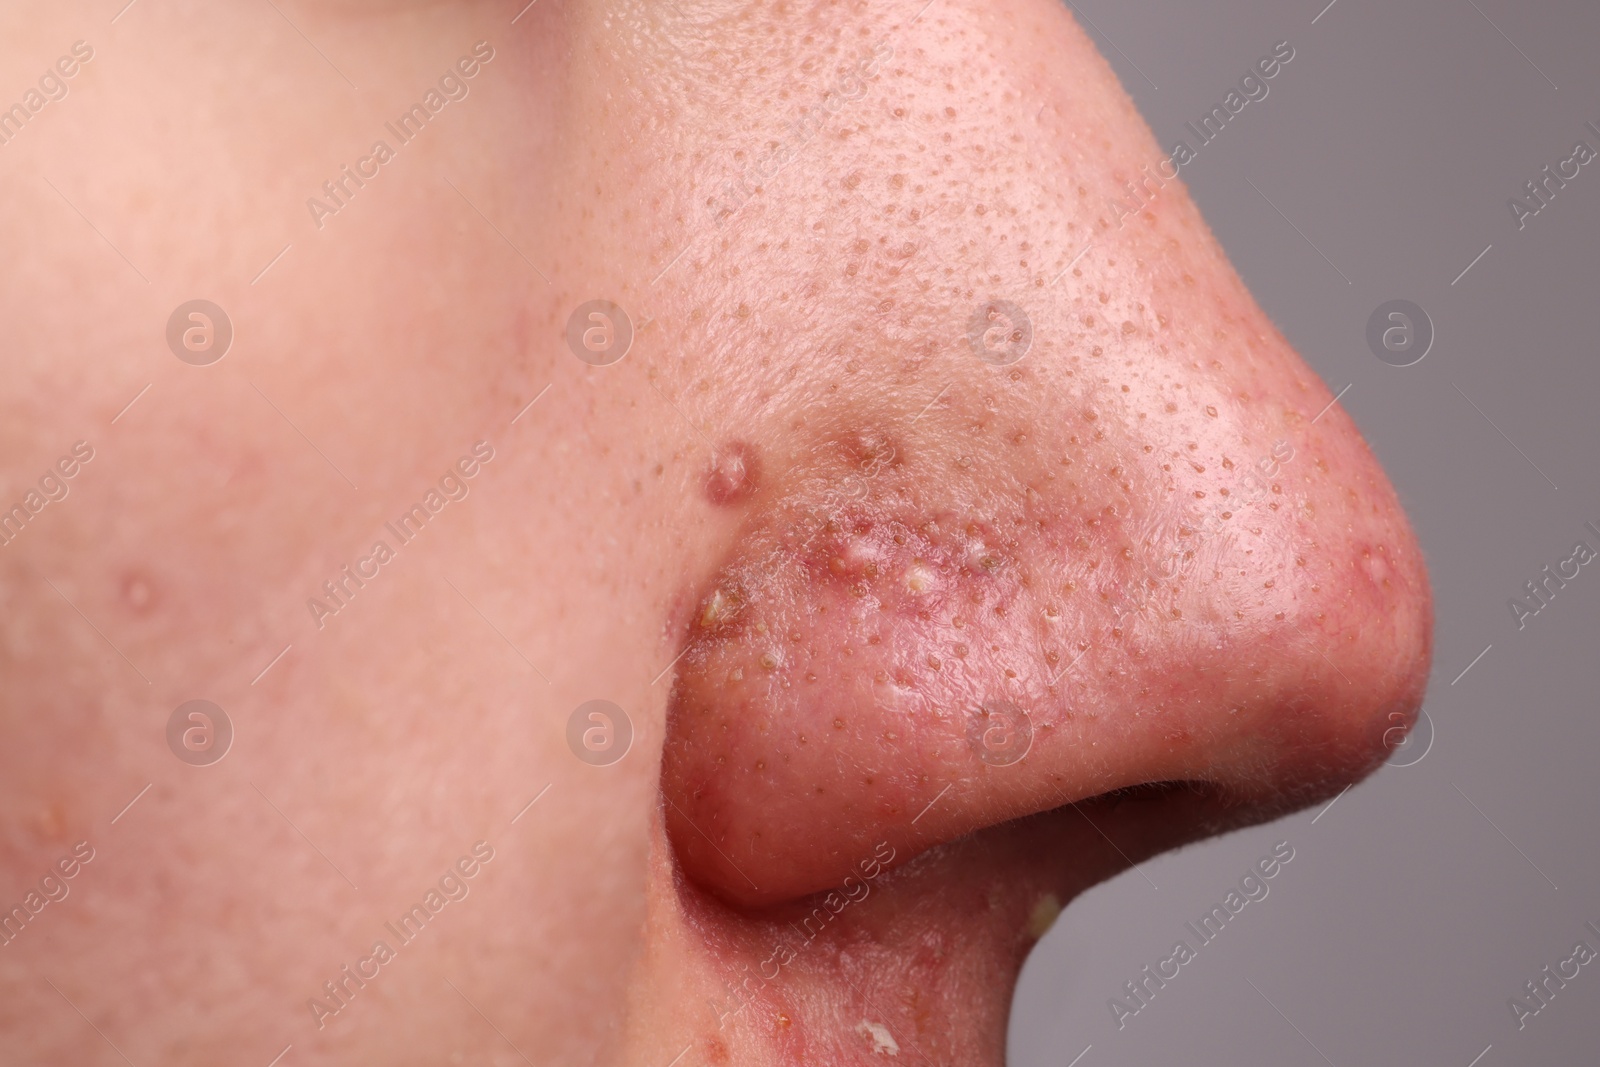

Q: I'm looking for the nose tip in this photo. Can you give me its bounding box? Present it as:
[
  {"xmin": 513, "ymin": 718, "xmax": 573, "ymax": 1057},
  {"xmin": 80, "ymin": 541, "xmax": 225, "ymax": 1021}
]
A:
[
  {"xmin": 1226, "ymin": 410, "xmax": 1434, "ymax": 792},
  {"xmin": 660, "ymin": 394, "xmax": 1432, "ymax": 910}
]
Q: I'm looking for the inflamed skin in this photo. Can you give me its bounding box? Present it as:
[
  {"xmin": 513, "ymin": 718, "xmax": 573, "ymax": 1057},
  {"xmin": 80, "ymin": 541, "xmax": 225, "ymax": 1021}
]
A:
[{"xmin": 0, "ymin": 1, "xmax": 1430, "ymax": 1065}]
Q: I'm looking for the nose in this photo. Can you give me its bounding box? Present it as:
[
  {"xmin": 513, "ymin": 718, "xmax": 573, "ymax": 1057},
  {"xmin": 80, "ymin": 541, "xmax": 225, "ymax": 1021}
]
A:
[
  {"xmin": 647, "ymin": 0, "xmax": 1433, "ymax": 910},
  {"xmin": 660, "ymin": 345, "xmax": 1432, "ymax": 912}
]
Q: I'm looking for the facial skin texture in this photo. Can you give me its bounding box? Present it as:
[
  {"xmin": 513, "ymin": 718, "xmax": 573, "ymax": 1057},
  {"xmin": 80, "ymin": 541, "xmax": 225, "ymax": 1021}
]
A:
[{"xmin": 0, "ymin": 2, "xmax": 1428, "ymax": 1066}]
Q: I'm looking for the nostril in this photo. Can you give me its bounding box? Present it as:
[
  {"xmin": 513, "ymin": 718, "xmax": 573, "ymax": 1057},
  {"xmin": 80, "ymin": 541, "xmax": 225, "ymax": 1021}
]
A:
[{"xmin": 1093, "ymin": 779, "xmax": 1210, "ymax": 809}]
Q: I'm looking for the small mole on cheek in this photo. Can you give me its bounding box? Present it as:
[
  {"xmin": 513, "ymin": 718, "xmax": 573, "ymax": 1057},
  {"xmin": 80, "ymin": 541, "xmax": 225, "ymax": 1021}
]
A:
[{"xmin": 705, "ymin": 442, "xmax": 761, "ymax": 506}]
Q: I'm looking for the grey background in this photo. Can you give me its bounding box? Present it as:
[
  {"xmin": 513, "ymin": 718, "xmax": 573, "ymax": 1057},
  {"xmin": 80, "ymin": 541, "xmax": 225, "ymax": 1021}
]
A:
[{"xmin": 1011, "ymin": 1, "xmax": 1600, "ymax": 1064}]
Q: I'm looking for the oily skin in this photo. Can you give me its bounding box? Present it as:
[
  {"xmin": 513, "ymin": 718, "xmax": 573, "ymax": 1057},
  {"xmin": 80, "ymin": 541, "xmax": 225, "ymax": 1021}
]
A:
[{"xmin": 0, "ymin": 2, "xmax": 1428, "ymax": 1066}]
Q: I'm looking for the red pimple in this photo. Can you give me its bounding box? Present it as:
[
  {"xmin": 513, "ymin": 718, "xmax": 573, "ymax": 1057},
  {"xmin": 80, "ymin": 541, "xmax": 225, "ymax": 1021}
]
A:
[{"xmin": 120, "ymin": 570, "xmax": 159, "ymax": 615}]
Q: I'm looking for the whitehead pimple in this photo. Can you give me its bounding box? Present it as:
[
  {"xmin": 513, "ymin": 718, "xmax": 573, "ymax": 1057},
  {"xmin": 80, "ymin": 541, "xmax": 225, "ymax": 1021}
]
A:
[
  {"xmin": 905, "ymin": 562, "xmax": 934, "ymax": 593},
  {"xmin": 701, "ymin": 588, "xmax": 735, "ymax": 628},
  {"xmin": 705, "ymin": 441, "xmax": 760, "ymax": 506},
  {"xmin": 856, "ymin": 1021, "xmax": 900, "ymax": 1057},
  {"xmin": 1027, "ymin": 893, "xmax": 1063, "ymax": 939}
]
